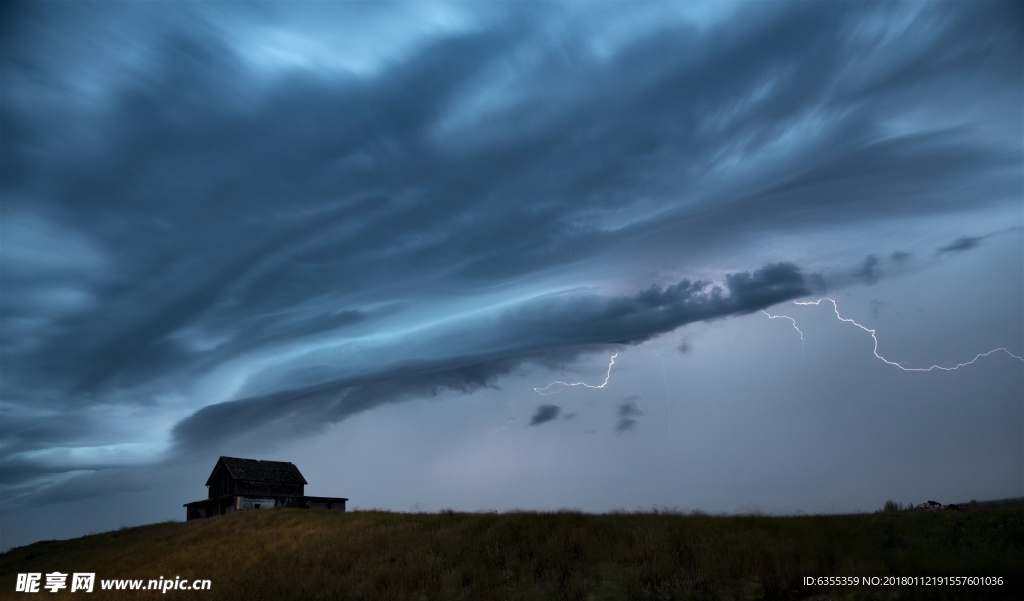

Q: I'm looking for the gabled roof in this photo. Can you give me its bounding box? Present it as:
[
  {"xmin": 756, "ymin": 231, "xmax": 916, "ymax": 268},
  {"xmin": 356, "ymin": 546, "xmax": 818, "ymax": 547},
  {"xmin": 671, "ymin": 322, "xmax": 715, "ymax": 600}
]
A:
[{"xmin": 205, "ymin": 456, "xmax": 307, "ymax": 486}]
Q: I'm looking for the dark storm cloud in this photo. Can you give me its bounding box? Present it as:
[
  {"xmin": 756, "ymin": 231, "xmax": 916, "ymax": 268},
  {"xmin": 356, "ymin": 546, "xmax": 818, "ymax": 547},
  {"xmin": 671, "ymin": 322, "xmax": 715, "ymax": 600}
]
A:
[
  {"xmin": 2, "ymin": 0, "xmax": 1021, "ymax": 511},
  {"xmin": 847, "ymin": 251, "xmax": 921, "ymax": 288},
  {"xmin": 529, "ymin": 405, "xmax": 562, "ymax": 427},
  {"xmin": 170, "ymin": 356, "xmax": 526, "ymax": 454},
  {"xmin": 701, "ymin": 133, "xmax": 1018, "ymax": 237},
  {"xmin": 168, "ymin": 262, "xmax": 814, "ymax": 456},
  {"xmin": 0, "ymin": 259, "xmax": 814, "ymax": 496},
  {"xmin": 3, "ymin": 1, "xmax": 1017, "ymax": 396},
  {"xmin": 616, "ymin": 400, "xmax": 644, "ymax": 434},
  {"xmin": 619, "ymin": 400, "xmax": 644, "ymax": 418},
  {"xmin": 2, "ymin": 465, "xmax": 174, "ymax": 512},
  {"xmin": 723, "ymin": 263, "xmax": 810, "ymax": 314},
  {"xmin": 891, "ymin": 252, "xmax": 912, "ymax": 265},
  {"xmin": 483, "ymin": 263, "xmax": 812, "ymax": 350},
  {"xmin": 854, "ymin": 255, "xmax": 881, "ymax": 285},
  {"xmin": 938, "ymin": 236, "xmax": 984, "ymax": 254}
]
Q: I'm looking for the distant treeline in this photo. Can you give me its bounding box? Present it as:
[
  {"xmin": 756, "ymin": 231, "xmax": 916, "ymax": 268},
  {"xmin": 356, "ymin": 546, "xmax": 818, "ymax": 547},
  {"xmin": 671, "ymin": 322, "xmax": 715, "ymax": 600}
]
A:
[{"xmin": 965, "ymin": 497, "xmax": 1024, "ymax": 507}]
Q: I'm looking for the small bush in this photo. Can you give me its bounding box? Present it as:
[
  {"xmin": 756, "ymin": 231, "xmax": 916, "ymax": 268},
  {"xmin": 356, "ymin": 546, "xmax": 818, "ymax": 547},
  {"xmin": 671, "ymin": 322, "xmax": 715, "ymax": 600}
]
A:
[{"xmin": 882, "ymin": 499, "xmax": 910, "ymax": 512}]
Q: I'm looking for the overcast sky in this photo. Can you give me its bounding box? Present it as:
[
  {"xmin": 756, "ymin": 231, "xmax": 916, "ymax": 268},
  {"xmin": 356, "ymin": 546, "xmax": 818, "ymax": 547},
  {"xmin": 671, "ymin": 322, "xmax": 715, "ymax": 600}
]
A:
[{"xmin": 2, "ymin": 0, "xmax": 1022, "ymax": 550}]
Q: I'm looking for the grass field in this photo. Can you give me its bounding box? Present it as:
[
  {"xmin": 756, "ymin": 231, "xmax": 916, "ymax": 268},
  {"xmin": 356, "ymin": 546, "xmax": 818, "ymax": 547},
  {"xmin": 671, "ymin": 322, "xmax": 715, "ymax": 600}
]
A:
[{"xmin": 1, "ymin": 505, "xmax": 1021, "ymax": 600}]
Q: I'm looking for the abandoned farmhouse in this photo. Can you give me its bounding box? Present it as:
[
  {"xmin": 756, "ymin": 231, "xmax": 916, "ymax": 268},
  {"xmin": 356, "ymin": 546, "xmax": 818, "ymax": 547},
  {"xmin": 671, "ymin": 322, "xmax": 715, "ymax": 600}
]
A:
[{"xmin": 184, "ymin": 456, "xmax": 348, "ymax": 521}]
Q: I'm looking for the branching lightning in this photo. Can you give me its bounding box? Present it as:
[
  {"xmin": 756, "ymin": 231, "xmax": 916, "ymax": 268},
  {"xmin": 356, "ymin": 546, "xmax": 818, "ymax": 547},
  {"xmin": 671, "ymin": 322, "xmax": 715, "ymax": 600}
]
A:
[
  {"xmin": 771, "ymin": 298, "xmax": 1024, "ymax": 371},
  {"xmin": 491, "ymin": 395, "xmax": 519, "ymax": 432},
  {"xmin": 761, "ymin": 309, "xmax": 806, "ymax": 354},
  {"xmin": 534, "ymin": 352, "xmax": 619, "ymax": 395},
  {"xmin": 514, "ymin": 296, "xmax": 1018, "ymax": 432}
]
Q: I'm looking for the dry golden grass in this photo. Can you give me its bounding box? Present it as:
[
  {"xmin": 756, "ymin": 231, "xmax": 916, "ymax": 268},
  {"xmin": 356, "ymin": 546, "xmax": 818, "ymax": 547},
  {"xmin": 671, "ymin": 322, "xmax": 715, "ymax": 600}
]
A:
[{"xmin": 1, "ymin": 506, "xmax": 1021, "ymax": 600}]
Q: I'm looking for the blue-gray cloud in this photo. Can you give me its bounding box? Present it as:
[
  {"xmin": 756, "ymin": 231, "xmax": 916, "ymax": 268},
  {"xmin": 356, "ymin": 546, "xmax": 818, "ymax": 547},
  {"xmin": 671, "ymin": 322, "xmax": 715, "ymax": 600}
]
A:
[
  {"xmin": 854, "ymin": 255, "xmax": 881, "ymax": 285},
  {"xmin": 167, "ymin": 262, "xmax": 813, "ymax": 456},
  {"xmin": 616, "ymin": 399, "xmax": 645, "ymax": 434},
  {"xmin": 529, "ymin": 405, "xmax": 562, "ymax": 427},
  {"xmin": 1, "ymin": 0, "xmax": 1020, "ymax": 514},
  {"xmin": 938, "ymin": 236, "xmax": 984, "ymax": 254}
]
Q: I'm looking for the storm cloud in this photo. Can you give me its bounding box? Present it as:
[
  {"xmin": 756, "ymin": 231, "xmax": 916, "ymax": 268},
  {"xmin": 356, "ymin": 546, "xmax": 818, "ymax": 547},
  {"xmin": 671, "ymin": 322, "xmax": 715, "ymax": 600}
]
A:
[
  {"xmin": 529, "ymin": 405, "xmax": 563, "ymax": 427},
  {"xmin": 616, "ymin": 400, "xmax": 645, "ymax": 434},
  {"xmin": 1, "ymin": 0, "xmax": 1021, "ymax": 540},
  {"xmin": 938, "ymin": 236, "xmax": 984, "ymax": 254},
  {"xmin": 166, "ymin": 262, "xmax": 813, "ymax": 455},
  {"xmin": 854, "ymin": 256, "xmax": 882, "ymax": 286}
]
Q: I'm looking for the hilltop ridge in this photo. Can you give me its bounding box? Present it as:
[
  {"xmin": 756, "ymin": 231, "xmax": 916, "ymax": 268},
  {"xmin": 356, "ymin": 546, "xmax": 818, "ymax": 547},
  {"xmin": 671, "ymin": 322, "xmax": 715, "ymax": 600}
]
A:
[{"xmin": 1, "ymin": 506, "xmax": 1022, "ymax": 600}]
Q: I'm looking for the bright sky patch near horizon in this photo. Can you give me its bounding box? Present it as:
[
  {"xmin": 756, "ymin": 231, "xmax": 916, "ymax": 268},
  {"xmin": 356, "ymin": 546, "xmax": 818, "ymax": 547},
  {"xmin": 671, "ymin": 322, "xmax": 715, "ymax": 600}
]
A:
[{"xmin": 1, "ymin": 0, "xmax": 1021, "ymax": 550}]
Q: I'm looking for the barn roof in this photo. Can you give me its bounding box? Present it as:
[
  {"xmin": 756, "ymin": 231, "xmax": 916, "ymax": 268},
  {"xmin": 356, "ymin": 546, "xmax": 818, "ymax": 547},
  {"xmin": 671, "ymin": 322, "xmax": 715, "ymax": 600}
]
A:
[{"xmin": 206, "ymin": 456, "xmax": 308, "ymax": 486}]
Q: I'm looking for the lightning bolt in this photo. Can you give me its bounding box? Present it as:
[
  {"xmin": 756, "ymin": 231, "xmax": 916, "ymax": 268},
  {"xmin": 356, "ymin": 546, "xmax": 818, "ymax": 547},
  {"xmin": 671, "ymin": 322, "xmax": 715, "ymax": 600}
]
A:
[
  {"xmin": 522, "ymin": 295, "xmax": 1018, "ymax": 424},
  {"xmin": 534, "ymin": 352, "xmax": 619, "ymax": 395},
  {"xmin": 771, "ymin": 298, "xmax": 1023, "ymax": 371},
  {"xmin": 761, "ymin": 309, "xmax": 806, "ymax": 354},
  {"xmin": 492, "ymin": 396, "xmax": 518, "ymax": 432}
]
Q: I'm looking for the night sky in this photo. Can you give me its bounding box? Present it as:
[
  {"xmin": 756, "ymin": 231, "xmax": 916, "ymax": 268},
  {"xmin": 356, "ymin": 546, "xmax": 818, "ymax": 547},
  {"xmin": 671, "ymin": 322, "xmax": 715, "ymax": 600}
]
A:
[{"xmin": 2, "ymin": 1, "xmax": 1022, "ymax": 550}]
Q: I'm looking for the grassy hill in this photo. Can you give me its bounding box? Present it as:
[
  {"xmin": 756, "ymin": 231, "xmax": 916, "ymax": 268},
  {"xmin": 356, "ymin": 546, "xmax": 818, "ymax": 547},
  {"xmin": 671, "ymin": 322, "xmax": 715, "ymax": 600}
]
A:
[{"xmin": 1, "ymin": 506, "xmax": 1022, "ymax": 600}]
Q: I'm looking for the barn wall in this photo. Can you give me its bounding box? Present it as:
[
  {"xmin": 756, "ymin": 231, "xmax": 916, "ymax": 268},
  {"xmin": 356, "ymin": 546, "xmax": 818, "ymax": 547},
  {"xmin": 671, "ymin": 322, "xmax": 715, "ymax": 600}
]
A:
[
  {"xmin": 306, "ymin": 498, "xmax": 347, "ymax": 511},
  {"xmin": 234, "ymin": 480, "xmax": 303, "ymax": 499},
  {"xmin": 208, "ymin": 465, "xmax": 235, "ymax": 498},
  {"xmin": 186, "ymin": 505, "xmax": 212, "ymax": 521},
  {"xmin": 237, "ymin": 497, "xmax": 278, "ymax": 510}
]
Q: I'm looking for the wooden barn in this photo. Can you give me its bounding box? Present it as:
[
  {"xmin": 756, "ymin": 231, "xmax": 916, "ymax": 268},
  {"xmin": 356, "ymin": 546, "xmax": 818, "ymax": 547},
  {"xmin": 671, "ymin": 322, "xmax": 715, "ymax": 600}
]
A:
[{"xmin": 184, "ymin": 456, "xmax": 348, "ymax": 520}]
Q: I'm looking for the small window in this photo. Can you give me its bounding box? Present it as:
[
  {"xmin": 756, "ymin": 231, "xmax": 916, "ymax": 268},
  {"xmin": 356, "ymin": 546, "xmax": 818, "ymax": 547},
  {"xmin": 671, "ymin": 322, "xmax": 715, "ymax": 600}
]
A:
[{"xmin": 254, "ymin": 503, "xmax": 261, "ymax": 509}]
